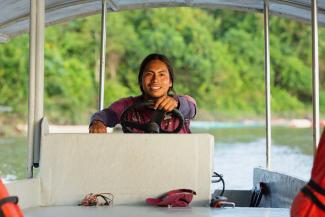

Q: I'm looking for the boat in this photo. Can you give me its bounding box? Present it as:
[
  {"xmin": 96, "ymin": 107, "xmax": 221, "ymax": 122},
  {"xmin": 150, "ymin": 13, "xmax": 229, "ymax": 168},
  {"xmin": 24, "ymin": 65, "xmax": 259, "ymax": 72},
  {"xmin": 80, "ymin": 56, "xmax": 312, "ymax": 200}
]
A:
[{"xmin": 1, "ymin": 1, "xmax": 324, "ymax": 216}]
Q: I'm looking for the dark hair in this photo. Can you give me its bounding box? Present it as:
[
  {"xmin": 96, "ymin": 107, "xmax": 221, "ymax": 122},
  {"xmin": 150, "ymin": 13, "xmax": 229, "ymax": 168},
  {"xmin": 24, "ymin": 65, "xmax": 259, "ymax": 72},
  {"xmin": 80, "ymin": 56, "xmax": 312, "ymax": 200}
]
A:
[{"xmin": 138, "ymin": 53, "xmax": 175, "ymax": 96}]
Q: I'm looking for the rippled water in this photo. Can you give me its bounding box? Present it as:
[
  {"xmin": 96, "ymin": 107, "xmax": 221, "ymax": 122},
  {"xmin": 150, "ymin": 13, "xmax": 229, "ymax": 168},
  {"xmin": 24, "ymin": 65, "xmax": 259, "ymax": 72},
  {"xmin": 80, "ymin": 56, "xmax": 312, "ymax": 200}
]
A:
[
  {"xmin": 192, "ymin": 126, "xmax": 313, "ymax": 190},
  {"xmin": 0, "ymin": 136, "xmax": 28, "ymax": 181},
  {"xmin": 0, "ymin": 125, "xmax": 314, "ymax": 190},
  {"xmin": 213, "ymin": 139, "xmax": 312, "ymax": 189}
]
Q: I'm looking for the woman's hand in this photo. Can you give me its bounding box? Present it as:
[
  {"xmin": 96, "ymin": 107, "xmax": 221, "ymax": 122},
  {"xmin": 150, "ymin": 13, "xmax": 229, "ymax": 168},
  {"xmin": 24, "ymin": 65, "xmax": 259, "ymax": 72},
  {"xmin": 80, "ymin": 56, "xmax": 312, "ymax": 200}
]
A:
[
  {"xmin": 153, "ymin": 95, "xmax": 178, "ymax": 112},
  {"xmin": 89, "ymin": 120, "xmax": 107, "ymax": 133}
]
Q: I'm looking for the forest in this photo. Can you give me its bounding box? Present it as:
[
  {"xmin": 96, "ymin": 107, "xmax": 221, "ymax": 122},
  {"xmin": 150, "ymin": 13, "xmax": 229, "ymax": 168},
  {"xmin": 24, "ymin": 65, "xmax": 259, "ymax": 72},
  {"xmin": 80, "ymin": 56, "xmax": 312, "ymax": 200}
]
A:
[{"xmin": 0, "ymin": 7, "xmax": 325, "ymax": 126}]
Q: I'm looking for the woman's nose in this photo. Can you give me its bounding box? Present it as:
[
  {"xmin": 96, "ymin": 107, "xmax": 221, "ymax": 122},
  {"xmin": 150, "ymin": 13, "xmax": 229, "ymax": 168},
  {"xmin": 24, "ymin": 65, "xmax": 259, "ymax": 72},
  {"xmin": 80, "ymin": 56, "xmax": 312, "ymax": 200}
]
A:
[{"xmin": 152, "ymin": 74, "xmax": 158, "ymax": 82}]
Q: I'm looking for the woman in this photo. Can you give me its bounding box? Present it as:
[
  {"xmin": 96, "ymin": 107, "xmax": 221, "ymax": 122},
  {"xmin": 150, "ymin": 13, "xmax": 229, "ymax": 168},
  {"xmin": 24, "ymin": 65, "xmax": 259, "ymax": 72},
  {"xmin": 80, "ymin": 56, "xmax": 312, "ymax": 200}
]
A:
[
  {"xmin": 291, "ymin": 130, "xmax": 325, "ymax": 216},
  {"xmin": 89, "ymin": 53, "xmax": 196, "ymax": 133}
]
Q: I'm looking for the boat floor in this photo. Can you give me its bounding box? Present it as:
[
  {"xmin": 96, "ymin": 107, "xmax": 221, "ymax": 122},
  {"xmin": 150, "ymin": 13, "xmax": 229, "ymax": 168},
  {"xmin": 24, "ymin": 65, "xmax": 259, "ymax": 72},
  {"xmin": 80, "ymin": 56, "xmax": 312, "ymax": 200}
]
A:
[{"xmin": 24, "ymin": 205, "xmax": 289, "ymax": 217}]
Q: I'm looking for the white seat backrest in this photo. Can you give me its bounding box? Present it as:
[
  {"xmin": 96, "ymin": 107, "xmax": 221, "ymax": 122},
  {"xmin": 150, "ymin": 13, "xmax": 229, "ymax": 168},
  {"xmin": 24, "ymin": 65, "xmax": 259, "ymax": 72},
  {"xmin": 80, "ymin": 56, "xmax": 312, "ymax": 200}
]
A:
[{"xmin": 39, "ymin": 126, "xmax": 214, "ymax": 206}]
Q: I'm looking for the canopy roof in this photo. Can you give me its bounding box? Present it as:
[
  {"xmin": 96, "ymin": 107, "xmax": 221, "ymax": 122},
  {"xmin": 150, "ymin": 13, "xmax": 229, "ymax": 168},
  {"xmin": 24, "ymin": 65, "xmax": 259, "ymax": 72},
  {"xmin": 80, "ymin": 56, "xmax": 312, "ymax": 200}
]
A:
[{"xmin": 0, "ymin": 0, "xmax": 324, "ymax": 41}]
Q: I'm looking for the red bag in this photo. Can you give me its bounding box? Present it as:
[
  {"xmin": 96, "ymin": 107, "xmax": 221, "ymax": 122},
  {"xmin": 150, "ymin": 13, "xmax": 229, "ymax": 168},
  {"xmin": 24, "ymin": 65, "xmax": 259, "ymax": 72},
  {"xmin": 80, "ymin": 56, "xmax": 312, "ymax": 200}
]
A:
[{"xmin": 146, "ymin": 189, "xmax": 196, "ymax": 207}]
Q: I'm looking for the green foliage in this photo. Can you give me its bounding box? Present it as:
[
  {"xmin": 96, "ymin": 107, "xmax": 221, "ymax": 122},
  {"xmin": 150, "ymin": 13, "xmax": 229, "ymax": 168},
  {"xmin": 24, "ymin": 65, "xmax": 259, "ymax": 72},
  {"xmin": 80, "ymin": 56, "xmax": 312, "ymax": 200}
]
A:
[
  {"xmin": 43, "ymin": 21, "xmax": 97, "ymax": 124},
  {"xmin": 104, "ymin": 79, "xmax": 132, "ymax": 106},
  {"xmin": 0, "ymin": 8, "xmax": 325, "ymax": 124},
  {"xmin": 0, "ymin": 35, "xmax": 29, "ymax": 118}
]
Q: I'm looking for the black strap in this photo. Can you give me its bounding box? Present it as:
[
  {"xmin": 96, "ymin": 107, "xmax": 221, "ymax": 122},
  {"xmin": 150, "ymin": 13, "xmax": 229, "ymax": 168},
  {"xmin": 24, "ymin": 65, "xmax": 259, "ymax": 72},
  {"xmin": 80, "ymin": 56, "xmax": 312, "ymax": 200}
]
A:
[
  {"xmin": 308, "ymin": 180, "xmax": 325, "ymax": 196},
  {"xmin": 0, "ymin": 196, "xmax": 19, "ymax": 217},
  {"xmin": 301, "ymin": 186, "xmax": 325, "ymax": 211},
  {"xmin": 95, "ymin": 194, "xmax": 111, "ymax": 206},
  {"xmin": 0, "ymin": 196, "xmax": 18, "ymax": 207},
  {"xmin": 249, "ymin": 182, "xmax": 268, "ymax": 207},
  {"xmin": 249, "ymin": 187, "xmax": 261, "ymax": 207},
  {"xmin": 212, "ymin": 172, "xmax": 225, "ymax": 197}
]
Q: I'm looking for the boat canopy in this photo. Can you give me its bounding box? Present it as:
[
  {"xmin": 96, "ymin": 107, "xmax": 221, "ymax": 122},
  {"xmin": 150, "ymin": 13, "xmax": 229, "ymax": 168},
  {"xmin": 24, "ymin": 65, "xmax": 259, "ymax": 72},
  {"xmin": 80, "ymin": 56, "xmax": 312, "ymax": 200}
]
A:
[{"xmin": 0, "ymin": 0, "xmax": 324, "ymax": 41}]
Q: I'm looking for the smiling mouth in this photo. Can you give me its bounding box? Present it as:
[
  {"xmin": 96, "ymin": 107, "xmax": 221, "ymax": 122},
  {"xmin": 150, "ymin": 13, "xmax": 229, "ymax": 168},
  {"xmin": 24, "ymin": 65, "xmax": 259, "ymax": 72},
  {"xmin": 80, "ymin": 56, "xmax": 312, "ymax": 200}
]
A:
[{"xmin": 150, "ymin": 86, "xmax": 161, "ymax": 91}]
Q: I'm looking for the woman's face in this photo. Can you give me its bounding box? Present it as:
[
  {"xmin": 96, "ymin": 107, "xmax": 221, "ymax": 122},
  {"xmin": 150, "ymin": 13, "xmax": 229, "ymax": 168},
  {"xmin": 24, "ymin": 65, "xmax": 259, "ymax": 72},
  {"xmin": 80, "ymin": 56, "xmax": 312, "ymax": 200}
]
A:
[{"xmin": 141, "ymin": 59, "xmax": 172, "ymax": 99}]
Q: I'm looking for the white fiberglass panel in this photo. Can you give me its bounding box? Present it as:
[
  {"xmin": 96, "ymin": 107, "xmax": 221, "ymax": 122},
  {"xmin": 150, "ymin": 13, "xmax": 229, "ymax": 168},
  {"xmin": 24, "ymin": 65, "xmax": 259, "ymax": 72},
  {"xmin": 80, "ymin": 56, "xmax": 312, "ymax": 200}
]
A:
[{"xmin": 39, "ymin": 133, "xmax": 214, "ymax": 206}]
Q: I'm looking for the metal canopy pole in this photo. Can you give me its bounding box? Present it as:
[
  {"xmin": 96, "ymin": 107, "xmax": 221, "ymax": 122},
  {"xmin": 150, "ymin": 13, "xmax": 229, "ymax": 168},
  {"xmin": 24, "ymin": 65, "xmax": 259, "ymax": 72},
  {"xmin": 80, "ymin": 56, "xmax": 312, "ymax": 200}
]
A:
[
  {"xmin": 27, "ymin": 0, "xmax": 37, "ymax": 178},
  {"xmin": 98, "ymin": 0, "xmax": 107, "ymax": 111},
  {"xmin": 312, "ymin": 0, "xmax": 320, "ymax": 152},
  {"xmin": 33, "ymin": 0, "xmax": 45, "ymax": 168},
  {"xmin": 27, "ymin": 0, "xmax": 45, "ymax": 178},
  {"xmin": 264, "ymin": 0, "xmax": 271, "ymax": 170}
]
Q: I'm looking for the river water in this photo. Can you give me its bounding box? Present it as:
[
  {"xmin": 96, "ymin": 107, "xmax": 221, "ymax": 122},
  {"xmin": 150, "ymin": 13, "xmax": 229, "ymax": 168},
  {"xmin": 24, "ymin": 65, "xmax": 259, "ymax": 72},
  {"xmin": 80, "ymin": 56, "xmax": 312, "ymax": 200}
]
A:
[
  {"xmin": 0, "ymin": 125, "xmax": 314, "ymax": 190},
  {"xmin": 193, "ymin": 126, "xmax": 313, "ymax": 190}
]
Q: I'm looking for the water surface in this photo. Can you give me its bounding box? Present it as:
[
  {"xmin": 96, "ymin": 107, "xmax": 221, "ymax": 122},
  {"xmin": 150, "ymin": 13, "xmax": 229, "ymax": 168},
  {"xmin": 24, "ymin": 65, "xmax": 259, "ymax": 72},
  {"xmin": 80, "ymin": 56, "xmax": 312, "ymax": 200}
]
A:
[{"xmin": 192, "ymin": 126, "xmax": 313, "ymax": 189}]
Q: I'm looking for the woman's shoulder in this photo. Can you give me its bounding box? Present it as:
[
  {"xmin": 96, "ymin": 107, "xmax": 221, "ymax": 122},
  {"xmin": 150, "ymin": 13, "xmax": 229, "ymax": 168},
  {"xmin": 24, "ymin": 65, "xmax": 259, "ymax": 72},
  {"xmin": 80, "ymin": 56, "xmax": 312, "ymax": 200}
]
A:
[{"xmin": 178, "ymin": 95, "xmax": 196, "ymax": 105}]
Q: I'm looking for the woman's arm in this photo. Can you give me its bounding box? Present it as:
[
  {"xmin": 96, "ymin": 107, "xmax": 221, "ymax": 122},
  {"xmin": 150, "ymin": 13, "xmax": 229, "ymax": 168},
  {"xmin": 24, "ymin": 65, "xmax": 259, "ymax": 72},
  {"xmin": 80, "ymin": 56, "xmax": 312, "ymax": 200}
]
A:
[
  {"xmin": 177, "ymin": 95, "xmax": 197, "ymax": 120},
  {"xmin": 89, "ymin": 108, "xmax": 118, "ymax": 133},
  {"xmin": 89, "ymin": 96, "xmax": 139, "ymax": 133},
  {"xmin": 90, "ymin": 108, "xmax": 119, "ymax": 128}
]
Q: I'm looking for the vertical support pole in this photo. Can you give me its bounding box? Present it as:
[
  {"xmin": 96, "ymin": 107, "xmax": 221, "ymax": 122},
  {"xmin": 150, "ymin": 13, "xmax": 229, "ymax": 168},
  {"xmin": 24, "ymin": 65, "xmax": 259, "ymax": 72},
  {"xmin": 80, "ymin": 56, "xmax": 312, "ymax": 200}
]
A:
[
  {"xmin": 27, "ymin": 0, "xmax": 37, "ymax": 178},
  {"xmin": 264, "ymin": 0, "xmax": 271, "ymax": 170},
  {"xmin": 98, "ymin": 0, "xmax": 107, "ymax": 111},
  {"xmin": 312, "ymin": 0, "xmax": 320, "ymax": 153},
  {"xmin": 27, "ymin": 0, "xmax": 45, "ymax": 177},
  {"xmin": 33, "ymin": 0, "xmax": 45, "ymax": 168}
]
